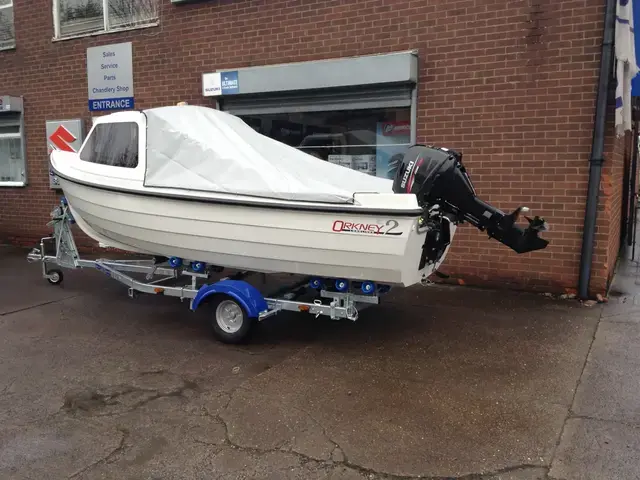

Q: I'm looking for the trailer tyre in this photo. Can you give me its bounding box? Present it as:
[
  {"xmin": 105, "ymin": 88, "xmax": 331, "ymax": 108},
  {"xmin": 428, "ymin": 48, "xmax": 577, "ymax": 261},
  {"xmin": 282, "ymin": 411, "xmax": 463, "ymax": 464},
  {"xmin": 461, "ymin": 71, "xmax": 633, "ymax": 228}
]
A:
[
  {"xmin": 47, "ymin": 269, "xmax": 64, "ymax": 285},
  {"xmin": 209, "ymin": 295, "xmax": 253, "ymax": 344}
]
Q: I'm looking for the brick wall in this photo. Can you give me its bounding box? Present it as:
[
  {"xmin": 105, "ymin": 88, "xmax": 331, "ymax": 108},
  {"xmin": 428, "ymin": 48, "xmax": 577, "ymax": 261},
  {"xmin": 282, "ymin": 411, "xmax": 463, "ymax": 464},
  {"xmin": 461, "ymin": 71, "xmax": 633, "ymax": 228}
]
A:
[
  {"xmin": 590, "ymin": 102, "xmax": 627, "ymax": 295},
  {"xmin": 0, "ymin": 0, "xmax": 623, "ymax": 296},
  {"xmin": 603, "ymin": 125, "xmax": 631, "ymax": 290}
]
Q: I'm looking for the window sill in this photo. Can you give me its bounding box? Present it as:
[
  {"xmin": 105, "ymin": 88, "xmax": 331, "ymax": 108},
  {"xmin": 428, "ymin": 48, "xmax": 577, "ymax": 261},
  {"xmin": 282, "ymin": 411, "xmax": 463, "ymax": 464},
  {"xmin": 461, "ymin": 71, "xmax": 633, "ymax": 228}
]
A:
[
  {"xmin": 52, "ymin": 21, "xmax": 159, "ymax": 43},
  {"xmin": 0, "ymin": 181, "xmax": 26, "ymax": 187},
  {"xmin": 0, "ymin": 44, "xmax": 16, "ymax": 52}
]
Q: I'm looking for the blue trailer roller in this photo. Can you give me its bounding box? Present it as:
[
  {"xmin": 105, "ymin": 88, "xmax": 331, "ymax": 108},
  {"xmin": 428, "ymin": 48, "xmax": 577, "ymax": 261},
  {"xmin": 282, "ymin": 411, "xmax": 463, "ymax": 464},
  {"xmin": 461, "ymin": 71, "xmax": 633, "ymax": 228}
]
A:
[
  {"xmin": 361, "ymin": 281, "xmax": 375, "ymax": 294},
  {"xmin": 190, "ymin": 261, "xmax": 205, "ymax": 273},
  {"xmin": 168, "ymin": 257, "xmax": 183, "ymax": 268},
  {"xmin": 335, "ymin": 278, "xmax": 349, "ymax": 292}
]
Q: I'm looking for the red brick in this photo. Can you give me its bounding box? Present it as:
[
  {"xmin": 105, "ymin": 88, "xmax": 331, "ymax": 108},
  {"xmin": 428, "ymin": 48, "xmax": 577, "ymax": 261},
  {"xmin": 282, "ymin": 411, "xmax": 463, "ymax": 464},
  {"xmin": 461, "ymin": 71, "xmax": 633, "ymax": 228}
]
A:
[{"xmin": 0, "ymin": 0, "xmax": 629, "ymax": 297}]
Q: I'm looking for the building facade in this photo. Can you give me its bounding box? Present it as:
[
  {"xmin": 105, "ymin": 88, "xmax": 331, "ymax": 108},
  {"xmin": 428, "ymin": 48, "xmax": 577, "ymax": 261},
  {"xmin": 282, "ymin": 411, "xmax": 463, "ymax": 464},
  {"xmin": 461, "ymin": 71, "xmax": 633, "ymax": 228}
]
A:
[{"xmin": 0, "ymin": 0, "xmax": 636, "ymax": 297}]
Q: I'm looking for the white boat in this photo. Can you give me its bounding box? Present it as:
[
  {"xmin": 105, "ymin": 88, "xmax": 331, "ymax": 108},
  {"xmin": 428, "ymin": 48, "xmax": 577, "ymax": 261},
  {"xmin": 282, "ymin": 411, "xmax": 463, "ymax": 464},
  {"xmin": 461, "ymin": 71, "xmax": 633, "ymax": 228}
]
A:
[{"xmin": 49, "ymin": 105, "xmax": 549, "ymax": 288}]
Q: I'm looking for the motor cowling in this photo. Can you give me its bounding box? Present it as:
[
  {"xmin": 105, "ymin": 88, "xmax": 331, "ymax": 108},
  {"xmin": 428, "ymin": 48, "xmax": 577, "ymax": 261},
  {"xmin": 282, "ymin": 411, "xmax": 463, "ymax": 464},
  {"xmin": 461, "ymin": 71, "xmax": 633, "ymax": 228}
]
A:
[{"xmin": 392, "ymin": 145, "xmax": 549, "ymax": 254}]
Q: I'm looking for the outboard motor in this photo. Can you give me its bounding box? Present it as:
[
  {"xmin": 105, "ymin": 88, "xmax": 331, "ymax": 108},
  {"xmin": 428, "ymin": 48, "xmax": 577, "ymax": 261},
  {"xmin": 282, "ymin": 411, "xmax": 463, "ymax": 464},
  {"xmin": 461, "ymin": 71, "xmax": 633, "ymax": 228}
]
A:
[{"xmin": 392, "ymin": 145, "xmax": 549, "ymax": 254}]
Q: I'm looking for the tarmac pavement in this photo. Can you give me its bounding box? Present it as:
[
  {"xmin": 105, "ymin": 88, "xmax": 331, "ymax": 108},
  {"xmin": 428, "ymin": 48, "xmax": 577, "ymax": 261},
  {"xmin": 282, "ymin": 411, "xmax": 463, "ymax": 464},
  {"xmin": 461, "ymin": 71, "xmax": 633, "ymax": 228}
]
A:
[
  {"xmin": 548, "ymin": 249, "xmax": 640, "ymax": 480},
  {"xmin": 0, "ymin": 243, "xmax": 635, "ymax": 479}
]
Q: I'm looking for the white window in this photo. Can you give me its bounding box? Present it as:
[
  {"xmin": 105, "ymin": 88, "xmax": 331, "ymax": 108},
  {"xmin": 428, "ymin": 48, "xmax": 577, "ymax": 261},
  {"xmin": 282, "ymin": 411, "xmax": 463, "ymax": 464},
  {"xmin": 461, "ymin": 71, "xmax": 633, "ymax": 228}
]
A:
[
  {"xmin": 0, "ymin": 112, "xmax": 26, "ymax": 186},
  {"xmin": 53, "ymin": 0, "xmax": 159, "ymax": 40},
  {"xmin": 0, "ymin": 0, "xmax": 15, "ymax": 51}
]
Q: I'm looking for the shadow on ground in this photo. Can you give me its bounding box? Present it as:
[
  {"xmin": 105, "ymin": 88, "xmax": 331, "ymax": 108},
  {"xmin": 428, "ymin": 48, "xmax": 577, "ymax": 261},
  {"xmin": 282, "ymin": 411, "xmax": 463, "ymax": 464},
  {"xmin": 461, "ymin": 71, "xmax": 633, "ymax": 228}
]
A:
[{"xmin": 0, "ymin": 246, "xmax": 601, "ymax": 479}]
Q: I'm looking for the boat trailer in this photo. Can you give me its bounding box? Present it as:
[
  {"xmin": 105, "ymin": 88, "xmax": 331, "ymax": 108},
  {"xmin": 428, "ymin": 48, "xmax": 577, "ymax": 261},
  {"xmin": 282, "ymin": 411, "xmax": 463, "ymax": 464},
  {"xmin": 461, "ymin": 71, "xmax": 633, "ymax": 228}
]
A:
[{"xmin": 26, "ymin": 199, "xmax": 391, "ymax": 344}]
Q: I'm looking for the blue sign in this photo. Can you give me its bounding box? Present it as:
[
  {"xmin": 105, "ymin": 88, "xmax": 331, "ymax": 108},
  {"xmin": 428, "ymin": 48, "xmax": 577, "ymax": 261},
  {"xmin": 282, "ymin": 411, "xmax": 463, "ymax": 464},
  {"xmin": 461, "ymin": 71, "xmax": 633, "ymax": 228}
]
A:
[
  {"xmin": 88, "ymin": 97, "xmax": 135, "ymax": 112},
  {"xmin": 631, "ymin": 2, "xmax": 640, "ymax": 96},
  {"xmin": 221, "ymin": 71, "xmax": 239, "ymax": 95}
]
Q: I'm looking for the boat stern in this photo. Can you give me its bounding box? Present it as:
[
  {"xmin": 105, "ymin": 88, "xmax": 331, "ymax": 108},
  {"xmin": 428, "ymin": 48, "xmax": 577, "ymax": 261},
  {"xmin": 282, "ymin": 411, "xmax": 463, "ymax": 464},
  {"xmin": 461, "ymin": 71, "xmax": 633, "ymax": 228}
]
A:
[{"xmin": 399, "ymin": 209, "xmax": 458, "ymax": 286}]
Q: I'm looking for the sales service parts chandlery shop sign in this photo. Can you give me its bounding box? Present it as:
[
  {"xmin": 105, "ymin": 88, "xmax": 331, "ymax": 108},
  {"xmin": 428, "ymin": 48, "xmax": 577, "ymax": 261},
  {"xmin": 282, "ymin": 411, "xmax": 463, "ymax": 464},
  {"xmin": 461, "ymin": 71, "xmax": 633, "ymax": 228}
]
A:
[{"xmin": 86, "ymin": 42, "xmax": 135, "ymax": 112}]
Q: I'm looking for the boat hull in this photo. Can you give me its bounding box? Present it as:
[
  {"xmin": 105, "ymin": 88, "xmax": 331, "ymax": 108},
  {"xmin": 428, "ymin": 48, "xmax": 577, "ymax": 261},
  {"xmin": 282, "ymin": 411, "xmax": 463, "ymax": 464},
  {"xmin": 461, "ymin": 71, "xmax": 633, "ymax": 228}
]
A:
[{"xmin": 59, "ymin": 178, "xmax": 455, "ymax": 287}]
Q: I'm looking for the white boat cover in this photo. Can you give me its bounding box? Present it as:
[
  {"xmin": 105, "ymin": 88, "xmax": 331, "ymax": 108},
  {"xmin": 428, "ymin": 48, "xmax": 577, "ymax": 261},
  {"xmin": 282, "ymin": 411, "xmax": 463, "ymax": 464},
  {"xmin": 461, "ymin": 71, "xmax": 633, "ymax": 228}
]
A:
[{"xmin": 142, "ymin": 105, "xmax": 394, "ymax": 204}]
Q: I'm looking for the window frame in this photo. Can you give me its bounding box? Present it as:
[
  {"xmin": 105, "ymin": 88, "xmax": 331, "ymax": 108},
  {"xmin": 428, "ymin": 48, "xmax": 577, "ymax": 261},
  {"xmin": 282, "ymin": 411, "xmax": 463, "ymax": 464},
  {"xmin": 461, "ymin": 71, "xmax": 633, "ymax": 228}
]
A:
[
  {"xmin": 0, "ymin": 0, "xmax": 16, "ymax": 52},
  {"xmin": 66, "ymin": 112, "xmax": 146, "ymax": 186},
  {"xmin": 52, "ymin": 0, "xmax": 159, "ymax": 41},
  {"xmin": 0, "ymin": 111, "xmax": 27, "ymax": 188}
]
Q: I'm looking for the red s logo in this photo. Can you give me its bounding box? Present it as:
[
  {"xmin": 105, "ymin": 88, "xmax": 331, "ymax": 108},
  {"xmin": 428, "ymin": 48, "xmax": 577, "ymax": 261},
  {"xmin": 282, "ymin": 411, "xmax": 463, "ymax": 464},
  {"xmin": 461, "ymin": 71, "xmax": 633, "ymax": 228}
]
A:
[{"xmin": 49, "ymin": 125, "xmax": 77, "ymax": 152}]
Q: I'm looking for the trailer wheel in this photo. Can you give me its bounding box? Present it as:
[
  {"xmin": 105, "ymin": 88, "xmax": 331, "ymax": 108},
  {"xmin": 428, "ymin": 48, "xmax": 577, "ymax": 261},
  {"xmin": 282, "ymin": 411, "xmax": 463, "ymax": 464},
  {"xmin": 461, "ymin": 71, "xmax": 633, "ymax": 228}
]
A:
[
  {"xmin": 47, "ymin": 269, "xmax": 64, "ymax": 285},
  {"xmin": 209, "ymin": 295, "xmax": 253, "ymax": 344}
]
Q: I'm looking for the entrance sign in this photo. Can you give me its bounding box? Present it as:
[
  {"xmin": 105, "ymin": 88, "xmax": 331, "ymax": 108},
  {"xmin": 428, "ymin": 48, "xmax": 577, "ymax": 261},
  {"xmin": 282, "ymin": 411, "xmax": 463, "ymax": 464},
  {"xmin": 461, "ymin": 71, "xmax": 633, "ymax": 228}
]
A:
[{"xmin": 87, "ymin": 42, "xmax": 134, "ymax": 112}]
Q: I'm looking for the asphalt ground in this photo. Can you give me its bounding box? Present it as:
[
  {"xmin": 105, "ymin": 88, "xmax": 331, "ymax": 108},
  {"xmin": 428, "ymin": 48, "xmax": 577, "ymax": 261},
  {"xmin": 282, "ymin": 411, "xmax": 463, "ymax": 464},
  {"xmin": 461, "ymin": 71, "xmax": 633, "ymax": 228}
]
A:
[{"xmin": 0, "ymin": 245, "xmax": 622, "ymax": 479}]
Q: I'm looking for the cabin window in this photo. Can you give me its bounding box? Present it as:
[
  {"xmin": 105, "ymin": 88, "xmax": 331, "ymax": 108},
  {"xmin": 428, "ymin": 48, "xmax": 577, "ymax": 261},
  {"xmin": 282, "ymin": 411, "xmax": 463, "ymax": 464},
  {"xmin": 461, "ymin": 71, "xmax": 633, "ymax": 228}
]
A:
[
  {"xmin": 79, "ymin": 121, "xmax": 139, "ymax": 168},
  {"xmin": 53, "ymin": 0, "xmax": 159, "ymax": 40}
]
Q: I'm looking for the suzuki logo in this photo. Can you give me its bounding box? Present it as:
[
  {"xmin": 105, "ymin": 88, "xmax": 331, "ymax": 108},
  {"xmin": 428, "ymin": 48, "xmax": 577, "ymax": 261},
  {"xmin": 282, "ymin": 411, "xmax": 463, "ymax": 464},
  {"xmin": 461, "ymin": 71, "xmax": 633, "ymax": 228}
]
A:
[{"xmin": 49, "ymin": 125, "xmax": 77, "ymax": 152}]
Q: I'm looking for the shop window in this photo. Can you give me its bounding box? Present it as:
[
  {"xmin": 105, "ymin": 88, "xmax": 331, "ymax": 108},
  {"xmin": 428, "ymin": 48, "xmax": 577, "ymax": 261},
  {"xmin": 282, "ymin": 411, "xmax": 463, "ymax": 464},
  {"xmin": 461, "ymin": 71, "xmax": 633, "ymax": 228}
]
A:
[
  {"xmin": 79, "ymin": 121, "xmax": 139, "ymax": 168},
  {"xmin": 0, "ymin": 112, "xmax": 25, "ymax": 185},
  {"xmin": 239, "ymin": 108, "xmax": 412, "ymax": 180},
  {"xmin": 0, "ymin": 0, "xmax": 15, "ymax": 51},
  {"xmin": 54, "ymin": 0, "xmax": 158, "ymax": 39}
]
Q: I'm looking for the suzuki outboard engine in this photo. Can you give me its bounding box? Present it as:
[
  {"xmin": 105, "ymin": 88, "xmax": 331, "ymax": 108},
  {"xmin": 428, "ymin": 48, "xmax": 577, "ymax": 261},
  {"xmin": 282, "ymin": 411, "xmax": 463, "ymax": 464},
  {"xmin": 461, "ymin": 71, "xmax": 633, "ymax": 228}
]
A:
[{"xmin": 392, "ymin": 145, "xmax": 549, "ymax": 255}]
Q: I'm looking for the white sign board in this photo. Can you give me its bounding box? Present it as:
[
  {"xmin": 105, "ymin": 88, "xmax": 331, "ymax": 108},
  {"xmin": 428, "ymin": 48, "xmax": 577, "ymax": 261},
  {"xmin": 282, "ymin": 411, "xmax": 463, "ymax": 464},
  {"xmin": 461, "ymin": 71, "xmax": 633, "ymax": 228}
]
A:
[
  {"xmin": 87, "ymin": 42, "xmax": 134, "ymax": 112},
  {"xmin": 202, "ymin": 72, "xmax": 222, "ymax": 97},
  {"xmin": 202, "ymin": 70, "xmax": 240, "ymax": 97}
]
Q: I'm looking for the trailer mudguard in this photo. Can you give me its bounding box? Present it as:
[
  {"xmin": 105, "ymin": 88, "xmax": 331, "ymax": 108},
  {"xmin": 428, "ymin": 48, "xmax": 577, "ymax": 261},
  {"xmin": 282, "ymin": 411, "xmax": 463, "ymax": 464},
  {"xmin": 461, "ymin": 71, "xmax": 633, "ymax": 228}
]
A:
[{"xmin": 191, "ymin": 279, "xmax": 269, "ymax": 318}]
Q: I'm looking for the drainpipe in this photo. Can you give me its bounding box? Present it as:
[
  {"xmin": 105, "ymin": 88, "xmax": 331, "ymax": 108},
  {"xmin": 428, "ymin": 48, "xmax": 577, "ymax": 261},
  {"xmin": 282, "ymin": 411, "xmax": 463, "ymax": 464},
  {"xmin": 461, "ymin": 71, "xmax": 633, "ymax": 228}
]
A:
[{"xmin": 578, "ymin": 0, "xmax": 617, "ymax": 300}]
